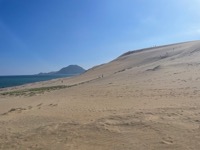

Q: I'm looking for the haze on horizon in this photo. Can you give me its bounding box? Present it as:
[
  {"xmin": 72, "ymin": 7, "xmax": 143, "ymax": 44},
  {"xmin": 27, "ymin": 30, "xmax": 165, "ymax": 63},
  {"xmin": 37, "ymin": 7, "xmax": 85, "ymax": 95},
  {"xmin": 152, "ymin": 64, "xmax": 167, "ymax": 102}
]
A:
[{"xmin": 0, "ymin": 0, "xmax": 200, "ymax": 75}]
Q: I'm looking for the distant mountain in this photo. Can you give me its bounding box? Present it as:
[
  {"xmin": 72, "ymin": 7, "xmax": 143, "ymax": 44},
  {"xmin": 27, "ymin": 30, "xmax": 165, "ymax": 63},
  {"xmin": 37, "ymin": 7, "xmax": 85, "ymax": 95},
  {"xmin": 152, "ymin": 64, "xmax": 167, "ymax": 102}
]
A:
[
  {"xmin": 38, "ymin": 65, "xmax": 85, "ymax": 75},
  {"xmin": 56, "ymin": 65, "xmax": 85, "ymax": 74}
]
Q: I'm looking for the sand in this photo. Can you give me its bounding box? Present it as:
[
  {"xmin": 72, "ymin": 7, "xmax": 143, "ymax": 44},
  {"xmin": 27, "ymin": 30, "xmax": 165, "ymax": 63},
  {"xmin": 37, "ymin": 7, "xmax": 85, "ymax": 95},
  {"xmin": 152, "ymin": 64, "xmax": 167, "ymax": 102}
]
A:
[{"xmin": 1, "ymin": 41, "xmax": 200, "ymax": 149}]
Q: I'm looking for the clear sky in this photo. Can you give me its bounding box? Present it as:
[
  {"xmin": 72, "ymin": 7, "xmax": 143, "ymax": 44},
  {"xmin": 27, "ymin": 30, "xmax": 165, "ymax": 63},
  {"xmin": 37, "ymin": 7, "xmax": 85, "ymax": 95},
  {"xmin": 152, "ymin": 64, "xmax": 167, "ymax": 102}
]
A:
[{"xmin": 0, "ymin": 0, "xmax": 200, "ymax": 75}]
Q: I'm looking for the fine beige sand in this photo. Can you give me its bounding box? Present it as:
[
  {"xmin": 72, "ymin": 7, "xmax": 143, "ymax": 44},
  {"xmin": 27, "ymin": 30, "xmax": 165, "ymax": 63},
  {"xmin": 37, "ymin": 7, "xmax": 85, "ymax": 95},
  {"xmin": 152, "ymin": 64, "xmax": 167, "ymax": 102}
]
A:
[{"xmin": 1, "ymin": 40, "xmax": 200, "ymax": 150}]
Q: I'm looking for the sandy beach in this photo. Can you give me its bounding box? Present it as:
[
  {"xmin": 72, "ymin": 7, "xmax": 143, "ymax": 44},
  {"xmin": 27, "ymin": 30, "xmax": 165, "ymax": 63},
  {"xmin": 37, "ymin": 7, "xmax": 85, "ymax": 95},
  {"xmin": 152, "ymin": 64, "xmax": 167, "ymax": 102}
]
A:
[{"xmin": 1, "ymin": 41, "xmax": 200, "ymax": 150}]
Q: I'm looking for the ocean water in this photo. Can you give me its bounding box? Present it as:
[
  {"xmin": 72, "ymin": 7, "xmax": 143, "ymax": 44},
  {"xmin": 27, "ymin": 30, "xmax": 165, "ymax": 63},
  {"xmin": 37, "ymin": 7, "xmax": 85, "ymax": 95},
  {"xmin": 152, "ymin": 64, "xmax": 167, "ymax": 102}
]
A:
[{"xmin": 0, "ymin": 75, "xmax": 72, "ymax": 88}]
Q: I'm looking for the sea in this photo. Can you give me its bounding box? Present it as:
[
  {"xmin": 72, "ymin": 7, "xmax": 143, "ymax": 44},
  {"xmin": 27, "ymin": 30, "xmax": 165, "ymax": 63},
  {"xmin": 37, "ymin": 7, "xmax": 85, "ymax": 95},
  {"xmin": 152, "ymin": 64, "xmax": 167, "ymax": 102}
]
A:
[{"xmin": 0, "ymin": 75, "xmax": 72, "ymax": 89}]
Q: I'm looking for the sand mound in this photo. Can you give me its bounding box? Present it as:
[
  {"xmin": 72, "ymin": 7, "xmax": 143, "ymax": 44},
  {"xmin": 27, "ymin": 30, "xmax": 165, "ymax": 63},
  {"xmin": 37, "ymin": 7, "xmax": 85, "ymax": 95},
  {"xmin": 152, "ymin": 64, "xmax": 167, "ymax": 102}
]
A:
[{"xmin": 1, "ymin": 40, "xmax": 200, "ymax": 149}]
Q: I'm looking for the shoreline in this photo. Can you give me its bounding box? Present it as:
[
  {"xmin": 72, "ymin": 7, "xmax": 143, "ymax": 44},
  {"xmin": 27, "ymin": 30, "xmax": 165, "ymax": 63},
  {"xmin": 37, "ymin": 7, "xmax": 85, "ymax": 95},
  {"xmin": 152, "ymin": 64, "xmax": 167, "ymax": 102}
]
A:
[{"xmin": 0, "ymin": 74, "xmax": 73, "ymax": 90}]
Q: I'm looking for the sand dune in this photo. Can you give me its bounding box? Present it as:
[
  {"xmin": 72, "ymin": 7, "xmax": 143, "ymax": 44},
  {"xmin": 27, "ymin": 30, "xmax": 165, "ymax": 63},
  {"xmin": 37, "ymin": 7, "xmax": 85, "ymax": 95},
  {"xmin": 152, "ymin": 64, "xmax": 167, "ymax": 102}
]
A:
[{"xmin": 1, "ymin": 41, "xmax": 200, "ymax": 149}]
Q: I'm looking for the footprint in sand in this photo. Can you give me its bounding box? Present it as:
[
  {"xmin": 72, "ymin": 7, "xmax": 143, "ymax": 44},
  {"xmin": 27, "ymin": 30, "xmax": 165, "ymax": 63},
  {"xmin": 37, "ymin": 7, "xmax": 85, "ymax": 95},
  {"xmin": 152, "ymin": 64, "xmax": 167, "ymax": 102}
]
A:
[
  {"xmin": 37, "ymin": 103, "xmax": 43, "ymax": 107},
  {"xmin": 161, "ymin": 137, "xmax": 174, "ymax": 145},
  {"xmin": 28, "ymin": 106, "xmax": 32, "ymax": 109},
  {"xmin": 2, "ymin": 107, "xmax": 27, "ymax": 115},
  {"xmin": 49, "ymin": 103, "xmax": 58, "ymax": 107},
  {"xmin": 35, "ymin": 103, "xmax": 43, "ymax": 109},
  {"xmin": 161, "ymin": 140, "xmax": 174, "ymax": 145}
]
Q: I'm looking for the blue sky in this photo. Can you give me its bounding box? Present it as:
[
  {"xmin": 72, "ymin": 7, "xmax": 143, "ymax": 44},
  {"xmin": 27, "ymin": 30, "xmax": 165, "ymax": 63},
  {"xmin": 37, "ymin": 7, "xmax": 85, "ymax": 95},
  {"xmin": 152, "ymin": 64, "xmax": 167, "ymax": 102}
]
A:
[{"xmin": 0, "ymin": 0, "xmax": 200, "ymax": 75}]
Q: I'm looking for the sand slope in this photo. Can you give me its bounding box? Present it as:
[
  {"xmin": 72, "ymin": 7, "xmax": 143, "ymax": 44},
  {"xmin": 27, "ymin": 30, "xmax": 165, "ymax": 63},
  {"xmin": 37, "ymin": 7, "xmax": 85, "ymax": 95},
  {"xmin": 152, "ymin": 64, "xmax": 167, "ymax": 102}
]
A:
[{"xmin": 1, "ymin": 41, "xmax": 200, "ymax": 149}]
